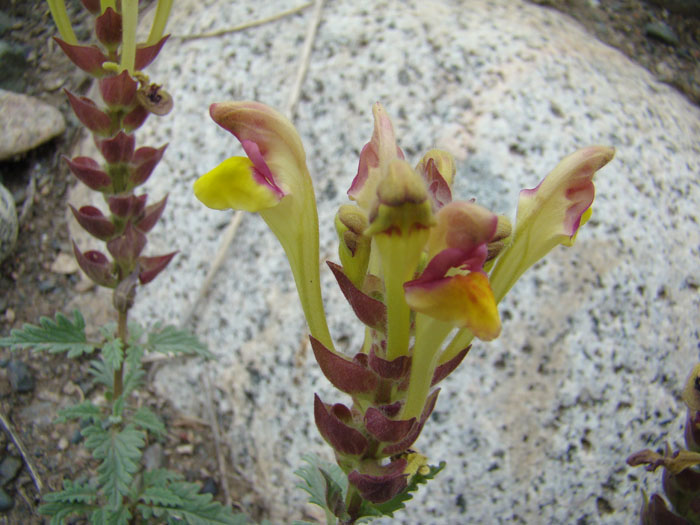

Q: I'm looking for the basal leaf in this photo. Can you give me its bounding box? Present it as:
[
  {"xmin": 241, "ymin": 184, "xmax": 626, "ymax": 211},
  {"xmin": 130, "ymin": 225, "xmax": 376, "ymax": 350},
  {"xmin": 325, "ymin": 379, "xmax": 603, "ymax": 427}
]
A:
[
  {"xmin": 146, "ymin": 325, "xmax": 213, "ymax": 359},
  {"xmin": 0, "ymin": 310, "xmax": 94, "ymax": 357}
]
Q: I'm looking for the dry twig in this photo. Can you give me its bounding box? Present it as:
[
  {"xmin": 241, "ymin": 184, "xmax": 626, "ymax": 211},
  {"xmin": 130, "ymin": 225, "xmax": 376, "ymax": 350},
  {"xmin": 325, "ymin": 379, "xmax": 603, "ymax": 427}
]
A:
[{"xmin": 0, "ymin": 412, "xmax": 43, "ymax": 494}]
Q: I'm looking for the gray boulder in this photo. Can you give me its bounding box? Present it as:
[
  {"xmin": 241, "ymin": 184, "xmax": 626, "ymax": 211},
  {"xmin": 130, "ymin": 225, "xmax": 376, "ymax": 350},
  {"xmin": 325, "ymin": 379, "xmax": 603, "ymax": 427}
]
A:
[{"xmin": 0, "ymin": 89, "xmax": 65, "ymax": 161}]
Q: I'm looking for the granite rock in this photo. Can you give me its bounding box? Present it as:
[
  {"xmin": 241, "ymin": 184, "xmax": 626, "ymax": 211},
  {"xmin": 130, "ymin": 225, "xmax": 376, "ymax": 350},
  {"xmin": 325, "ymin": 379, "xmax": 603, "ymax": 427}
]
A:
[
  {"xmin": 67, "ymin": 0, "xmax": 700, "ymax": 523},
  {"xmin": 0, "ymin": 89, "xmax": 65, "ymax": 161},
  {"xmin": 0, "ymin": 182, "xmax": 18, "ymax": 263}
]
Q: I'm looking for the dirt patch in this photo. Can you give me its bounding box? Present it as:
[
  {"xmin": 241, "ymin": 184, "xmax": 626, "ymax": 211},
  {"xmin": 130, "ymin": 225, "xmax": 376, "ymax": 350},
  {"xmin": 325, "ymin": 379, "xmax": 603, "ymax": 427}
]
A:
[{"xmin": 0, "ymin": 0, "xmax": 698, "ymax": 523}]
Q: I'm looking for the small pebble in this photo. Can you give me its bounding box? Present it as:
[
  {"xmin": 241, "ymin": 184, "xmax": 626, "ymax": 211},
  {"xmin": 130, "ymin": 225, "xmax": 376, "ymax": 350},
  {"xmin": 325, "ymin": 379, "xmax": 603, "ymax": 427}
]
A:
[
  {"xmin": 70, "ymin": 428, "xmax": 83, "ymax": 445},
  {"xmin": 142, "ymin": 443, "xmax": 164, "ymax": 471},
  {"xmin": 0, "ymin": 456, "xmax": 22, "ymax": 484},
  {"xmin": 199, "ymin": 477, "xmax": 218, "ymax": 496},
  {"xmin": 57, "ymin": 437, "xmax": 68, "ymax": 451},
  {"xmin": 4, "ymin": 308, "xmax": 14, "ymax": 323},
  {"xmin": 645, "ymin": 22, "xmax": 679, "ymax": 46},
  {"xmin": 7, "ymin": 360, "xmax": 34, "ymax": 393},
  {"xmin": 0, "ymin": 487, "xmax": 12, "ymax": 512}
]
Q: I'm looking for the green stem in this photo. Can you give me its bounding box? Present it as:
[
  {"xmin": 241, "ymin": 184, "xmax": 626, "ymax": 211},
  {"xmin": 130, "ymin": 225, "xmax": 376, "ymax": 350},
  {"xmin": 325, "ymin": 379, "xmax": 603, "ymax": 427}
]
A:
[
  {"xmin": 46, "ymin": 0, "xmax": 77, "ymax": 44},
  {"xmin": 120, "ymin": 0, "xmax": 138, "ymax": 73},
  {"xmin": 401, "ymin": 315, "xmax": 452, "ymax": 419},
  {"xmin": 147, "ymin": 0, "xmax": 173, "ymax": 45},
  {"xmin": 375, "ymin": 234, "xmax": 425, "ymax": 361},
  {"xmin": 342, "ymin": 485, "xmax": 363, "ymax": 525}
]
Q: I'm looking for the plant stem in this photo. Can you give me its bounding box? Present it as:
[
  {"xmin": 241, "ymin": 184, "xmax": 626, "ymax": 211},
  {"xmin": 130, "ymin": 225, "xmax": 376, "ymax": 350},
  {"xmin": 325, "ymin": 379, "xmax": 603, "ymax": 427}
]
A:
[
  {"xmin": 342, "ymin": 485, "xmax": 363, "ymax": 525},
  {"xmin": 113, "ymin": 309, "xmax": 128, "ymax": 399}
]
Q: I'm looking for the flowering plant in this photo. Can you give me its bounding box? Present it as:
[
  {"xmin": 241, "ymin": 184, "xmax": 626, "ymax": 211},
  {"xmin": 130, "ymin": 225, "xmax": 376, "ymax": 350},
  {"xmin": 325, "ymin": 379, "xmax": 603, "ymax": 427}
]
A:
[
  {"xmin": 194, "ymin": 100, "xmax": 614, "ymax": 523},
  {"xmin": 1, "ymin": 1, "xmax": 240, "ymax": 522}
]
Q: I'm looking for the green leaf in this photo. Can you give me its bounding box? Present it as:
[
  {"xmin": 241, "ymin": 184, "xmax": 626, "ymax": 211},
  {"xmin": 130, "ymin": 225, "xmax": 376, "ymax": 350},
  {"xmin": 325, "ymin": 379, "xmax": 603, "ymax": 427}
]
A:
[
  {"xmin": 91, "ymin": 505, "xmax": 132, "ymax": 525},
  {"xmin": 295, "ymin": 454, "xmax": 348, "ymax": 522},
  {"xmin": 132, "ymin": 406, "xmax": 166, "ymax": 438},
  {"xmin": 82, "ymin": 423, "xmax": 145, "ymax": 508},
  {"xmin": 56, "ymin": 401, "xmax": 101, "ymax": 424},
  {"xmin": 102, "ymin": 337, "xmax": 124, "ymax": 372},
  {"xmin": 146, "ymin": 325, "xmax": 213, "ymax": 359},
  {"xmin": 0, "ymin": 310, "xmax": 94, "ymax": 357},
  {"xmin": 143, "ymin": 468, "xmax": 183, "ymax": 487},
  {"xmin": 137, "ymin": 478, "xmax": 245, "ymax": 524},
  {"xmin": 89, "ymin": 359, "xmax": 113, "ymax": 388},
  {"xmin": 39, "ymin": 479, "xmax": 97, "ymax": 523}
]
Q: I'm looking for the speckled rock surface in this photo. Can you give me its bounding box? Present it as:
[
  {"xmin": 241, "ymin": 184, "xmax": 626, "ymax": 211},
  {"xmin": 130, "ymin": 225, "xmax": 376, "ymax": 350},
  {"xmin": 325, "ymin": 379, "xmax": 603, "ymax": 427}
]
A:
[
  {"xmin": 0, "ymin": 89, "xmax": 65, "ymax": 160},
  {"xmin": 68, "ymin": 1, "xmax": 700, "ymax": 523}
]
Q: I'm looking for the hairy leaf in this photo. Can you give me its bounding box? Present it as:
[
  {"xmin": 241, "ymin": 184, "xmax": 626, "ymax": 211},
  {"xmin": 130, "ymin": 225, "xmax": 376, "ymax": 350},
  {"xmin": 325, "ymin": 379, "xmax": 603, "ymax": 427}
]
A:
[
  {"xmin": 82, "ymin": 423, "xmax": 145, "ymax": 508},
  {"xmin": 132, "ymin": 406, "xmax": 166, "ymax": 438},
  {"xmin": 146, "ymin": 325, "xmax": 213, "ymax": 359},
  {"xmin": 39, "ymin": 501, "xmax": 96, "ymax": 524},
  {"xmin": 295, "ymin": 454, "xmax": 348, "ymax": 522},
  {"xmin": 0, "ymin": 310, "xmax": 94, "ymax": 357},
  {"xmin": 56, "ymin": 401, "xmax": 101, "ymax": 424},
  {"xmin": 89, "ymin": 359, "xmax": 113, "ymax": 388}
]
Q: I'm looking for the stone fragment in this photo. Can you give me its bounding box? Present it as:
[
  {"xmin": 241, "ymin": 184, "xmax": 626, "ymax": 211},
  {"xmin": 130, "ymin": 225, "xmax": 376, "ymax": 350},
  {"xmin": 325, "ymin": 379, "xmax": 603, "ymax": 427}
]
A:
[
  {"xmin": 0, "ymin": 41, "xmax": 28, "ymax": 92},
  {"xmin": 0, "ymin": 488, "xmax": 12, "ymax": 512},
  {"xmin": 50, "ymin": 252, "xmax": 79, "ymax": 274},
  {"xmin": 644, "ymin": 21, "xmax": 680, "ymax": 46},
  {"xmin": 0, "ymin": 89, "xmax": 66, "ymax": 161},
  {"xmin": 0, "ymin": 183, "xmax": 17, "ymax": 263},
  {"xmin": 7, "ymin": 360, "xmax": 34, "ymax": 393},
  {"xmin": 0, "ymin": 456, "xmax": 21, "ymax": 485}
]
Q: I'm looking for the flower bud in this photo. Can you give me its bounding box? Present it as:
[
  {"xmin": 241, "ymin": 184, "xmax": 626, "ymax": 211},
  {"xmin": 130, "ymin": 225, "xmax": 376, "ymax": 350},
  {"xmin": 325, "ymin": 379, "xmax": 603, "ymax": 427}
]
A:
[
  {"xmin": 415, "ymin": 149, "xmax": 455, "ymax": 210},
  {"xmin": 486, "ymin": 214, "xmax": 512, "ymax": 262},
  {"xmin": 106, "ymin": 223, "xmax": 146, "ymax": 268},
  {"xmin": 314, "ymin": 395, "xmax": 368, "ymax": 457},
  {"xmin": 335, "ymin": 205, "xmax": 370, "ymax": 288},
  {"xmin": 348, "ymin": 458, "xmax": 408, "ymax": 504},
  {"xmin": 97, "ymin": 131, "xmax": 135, "ymax": 164}
]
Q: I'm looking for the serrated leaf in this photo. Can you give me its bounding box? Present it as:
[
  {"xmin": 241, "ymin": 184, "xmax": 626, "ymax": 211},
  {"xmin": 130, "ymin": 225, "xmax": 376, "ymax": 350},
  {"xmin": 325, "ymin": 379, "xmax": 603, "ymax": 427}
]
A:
[
  {"xmin": 89, "ymin": 358, "xmax": 113, "ymax": 388},
  {"xmin": 103, "ymin": 337, "xmax": 124, "ymax": 371},
  {"xmin": 146, "ymin": 325, "xmax": 213, "ymax": 359},
  {"xmin": 0, "ymin": 310, "xmax": 94, "ymax": 357},
  {"xmin": 39, "ymin": 501, "xmax": 95, "ymax": 524},
  {"xmin": 42, "ymin": 479, "xmax": 98, "ymax": 504},
  {"xmin": 139, "ymin": 485, "xmax": 184, "ymax": 507},
  {"xmin": 56, "ymin": 401, "xmax": 101, "ymax": 424},
  {"xmin": 83, "ymin": 423, "xmax": 145, "ymax": 508},
  {"xmin": 137, "ymin": 479, "xmax": 245, "ymax": 524},
  {"xmin": 132, "ymin": 406, "xmax": 166, "ymax": 438},
  {"xmin": 143, "ymin": 468, "xmax": 183, "ymax": 487},
  {"xmin": 91, "ymin": 505, "xmax": 132, "ymax": 525},
  {"xmin": 295, "ymin": 454, "xmax": 348, "ymax": 522}
]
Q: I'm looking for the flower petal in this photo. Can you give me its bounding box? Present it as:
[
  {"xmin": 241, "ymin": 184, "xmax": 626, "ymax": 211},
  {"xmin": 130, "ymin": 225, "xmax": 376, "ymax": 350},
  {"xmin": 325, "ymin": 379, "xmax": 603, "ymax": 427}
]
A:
[
  {"xmin": 489, "ymin": 146, "xmax": 614, "ymax": 302},
  {"xmin": 193, "ymin": 156, "xmax": 282, "ymax": 212},
  {"xmin": 405, "ymin": 271, "xmax": 500, "ymax": 340}
]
